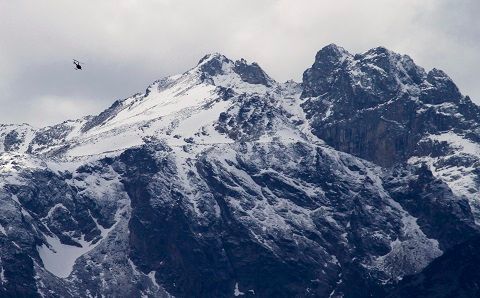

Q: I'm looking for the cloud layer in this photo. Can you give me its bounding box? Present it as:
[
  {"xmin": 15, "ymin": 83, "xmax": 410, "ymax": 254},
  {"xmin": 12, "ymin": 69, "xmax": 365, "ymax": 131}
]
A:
[{"xmin": 1, "ymin": 0, "xmax": 478, "ymax": 126}]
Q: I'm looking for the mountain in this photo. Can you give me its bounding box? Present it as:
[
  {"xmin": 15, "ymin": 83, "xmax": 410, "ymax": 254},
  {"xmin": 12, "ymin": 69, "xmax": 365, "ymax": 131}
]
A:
[
  {"xmin": 0, "ymin": 45, "xmax": 479, "ymax": 297},
  {"xmin": 301, "ymin": 44, "xmax": 480, "ymax": 217}
]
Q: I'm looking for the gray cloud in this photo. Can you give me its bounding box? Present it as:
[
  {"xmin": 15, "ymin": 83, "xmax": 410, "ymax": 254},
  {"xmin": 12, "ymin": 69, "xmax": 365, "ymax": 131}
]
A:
[{"xmin": 0, "ymin": 0, "xmax": 478, "ymax": 126}]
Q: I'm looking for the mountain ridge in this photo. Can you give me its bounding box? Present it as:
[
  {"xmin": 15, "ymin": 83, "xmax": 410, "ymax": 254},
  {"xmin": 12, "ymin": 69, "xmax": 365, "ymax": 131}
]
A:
[{"xmin": 0, "ymin": 44, "xmax": 479, "ymax": 297}]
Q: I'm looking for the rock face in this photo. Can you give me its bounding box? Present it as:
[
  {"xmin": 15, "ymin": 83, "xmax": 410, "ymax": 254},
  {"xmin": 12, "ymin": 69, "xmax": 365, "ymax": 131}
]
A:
[
  {"xmin": 0, "ymin": 45, "xmax": 479, "ymax": 297},
  {"xmin": 387, "ymin": 235, "xmax": 480, "ymax": 298},
  {"xmin": 301, "ymin": 44, "xmax": 480, "ymax": 217},
  {"xmin": 302, "ymin": 45, "xmax": 479, "ymax": 164}
]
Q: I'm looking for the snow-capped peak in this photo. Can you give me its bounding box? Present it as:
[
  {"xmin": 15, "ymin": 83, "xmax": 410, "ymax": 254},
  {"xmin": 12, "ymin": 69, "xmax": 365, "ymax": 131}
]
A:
[
  {"xmin": 316, "ymin": 43, "xmax": 351, "ymax": 60},
  {"xmin": 195, "ymin": 52, "xmax": 233, "ymax": 77},
  {"xmin": 197, "ymin": 52, "xmax": 230, "ymax": 64},
  {"xmin": 190, "ymin": 53, "xmax": 276, "ymax": 90},
  {"xmin": 1, "ymin": 44, "xmax": 480, "ymax": 297}
]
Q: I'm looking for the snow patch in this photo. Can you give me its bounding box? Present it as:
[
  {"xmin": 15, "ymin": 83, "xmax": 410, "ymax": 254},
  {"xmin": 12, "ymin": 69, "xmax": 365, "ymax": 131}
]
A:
[
  {"xmin": 408, "ymin": 132, "xmax": 480, "ymax": 221},
  {"xmin": 148, "ymin": 271, "xmax": 160, "ymax": 289},
  {"xmin": 427, "ymin": 132, "xmax": 480, "ymax": 156},
  {"xmin": 0, "ymin": 258, "xmax": 6, "ymax": 284},
  {"xmin": 234, "ymin": 282, "xmax": 245, "ymax": 296},
  {"xmin": 38, "ymin": 204, "xmax": 127, "ymax": 278},
  {"xmin": 374, "ymin": 199, "xmax": 443, "ymax": 280}
]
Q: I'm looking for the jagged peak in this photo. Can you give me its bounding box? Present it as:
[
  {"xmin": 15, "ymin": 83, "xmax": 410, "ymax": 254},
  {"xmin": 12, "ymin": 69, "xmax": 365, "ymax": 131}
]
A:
[
  {"xmin": 423, "ymin": 68, "xmax": 461, "ymax": 102},
  {"xmin": 356, "ymin": 46, "xmax": 422, "ymax": 73},
  {"xmin": 427, "ymin": 68, "xmax": 452, "ymax": 81},
  {"xmin": 197, "ymin": 52, "xmax": 231, "ymax": 66},
  {"xmin": 355, "ymin": 46, "xmax": 408, "ymax": 66},
  {"xmin": 303, "ymin": 44, "xmax": 432, "ymax": 98},
  {"xmin": 232, "ymin": 58, "xmax": 273, "ymax": 87},
  {"xmin": 314, "ymin": 44, "xmax": 352, "ymax": 65},
  {"xmin": 195, "ymin": 52, "xmax": 233, "ymax": 77},
  {"xmin": 320, "ymin": 43, "xmax": 350, "ymax": 55},
  {"xmin": 362, "ymin": 46, "xmax": 392, "ymax": 56},
  {"xmin": 235, "ymin": 57, "xmax": 248, "ymax": 64},
  {"xmin": 193, "ymin": 53, "xmax": 275, "ymax": 87}
]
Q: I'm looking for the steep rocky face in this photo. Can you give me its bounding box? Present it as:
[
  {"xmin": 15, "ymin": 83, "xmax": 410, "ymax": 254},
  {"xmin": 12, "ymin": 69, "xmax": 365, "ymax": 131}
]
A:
[
  {"xmin": 0, "ymin": 46, "xmax": 479, "ymax": 297},
  {"xmin": 301, "ymin": 44, "xmax": 479, "ymax": 165},
  {"xmin": 0, "ymin": 152, "xmax": 168, "ymax": 297},
  {"xmin": 119, "ymin": 141, "xmax": 476, "ymax": 297},
  {"xmin": 301, "ymin": 44, "xmax": 480, "ymax": 217},
  {"xmin": 6, "ymin": 141, "xmax": 474, "ymax": 297}
]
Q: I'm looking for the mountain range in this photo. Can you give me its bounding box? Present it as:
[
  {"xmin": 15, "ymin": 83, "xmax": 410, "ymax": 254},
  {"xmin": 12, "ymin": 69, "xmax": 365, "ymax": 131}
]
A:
[{"xmin": 0, "ymin": 44, "xmax": 479, "ymax": 297}]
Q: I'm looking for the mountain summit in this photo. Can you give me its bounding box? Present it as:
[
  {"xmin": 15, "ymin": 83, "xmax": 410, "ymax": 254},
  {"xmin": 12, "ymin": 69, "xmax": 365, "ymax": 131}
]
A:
[{"xmin": 0, "ymin": 45, "xmax": 479, "ymax": 297}]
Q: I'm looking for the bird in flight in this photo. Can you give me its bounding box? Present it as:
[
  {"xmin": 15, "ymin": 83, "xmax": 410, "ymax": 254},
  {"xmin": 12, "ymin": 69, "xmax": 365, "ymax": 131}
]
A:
[{"xmin": 73, "ymin": 59, "xmax": 85, "ymax": 70}]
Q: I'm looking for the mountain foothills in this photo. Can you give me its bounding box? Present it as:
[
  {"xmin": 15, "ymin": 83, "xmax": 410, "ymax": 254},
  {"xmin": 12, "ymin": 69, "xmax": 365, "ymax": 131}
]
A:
[{"xmin": 0, "ymin": 44, "xmax": 479, "ymax": 297}]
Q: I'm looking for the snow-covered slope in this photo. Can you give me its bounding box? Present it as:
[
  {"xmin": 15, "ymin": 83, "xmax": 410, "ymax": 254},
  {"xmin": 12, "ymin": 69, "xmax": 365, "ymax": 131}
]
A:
[
  {"xmin": 2, "ymin": 56, "xmax": 275, "ymax": 160},
  {"xmin": 0, "ymin": 46, "xmax": 479, "ymax": 297},
  {"xmin": 0, "ymin": 124, "xmax": 35, "ymax": 153}
]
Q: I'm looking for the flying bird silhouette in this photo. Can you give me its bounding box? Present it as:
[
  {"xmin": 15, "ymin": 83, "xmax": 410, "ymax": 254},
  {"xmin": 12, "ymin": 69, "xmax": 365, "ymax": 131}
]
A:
[{"xmin": 73, "ymin": 59, "xmax": 85, "ymax": 70}]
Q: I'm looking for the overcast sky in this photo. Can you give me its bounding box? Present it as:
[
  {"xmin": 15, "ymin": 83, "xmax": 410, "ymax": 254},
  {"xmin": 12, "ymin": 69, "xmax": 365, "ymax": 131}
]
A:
[{"xmin": 1, "ymin": 0, "xmax": 479, "ymax": 127}]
